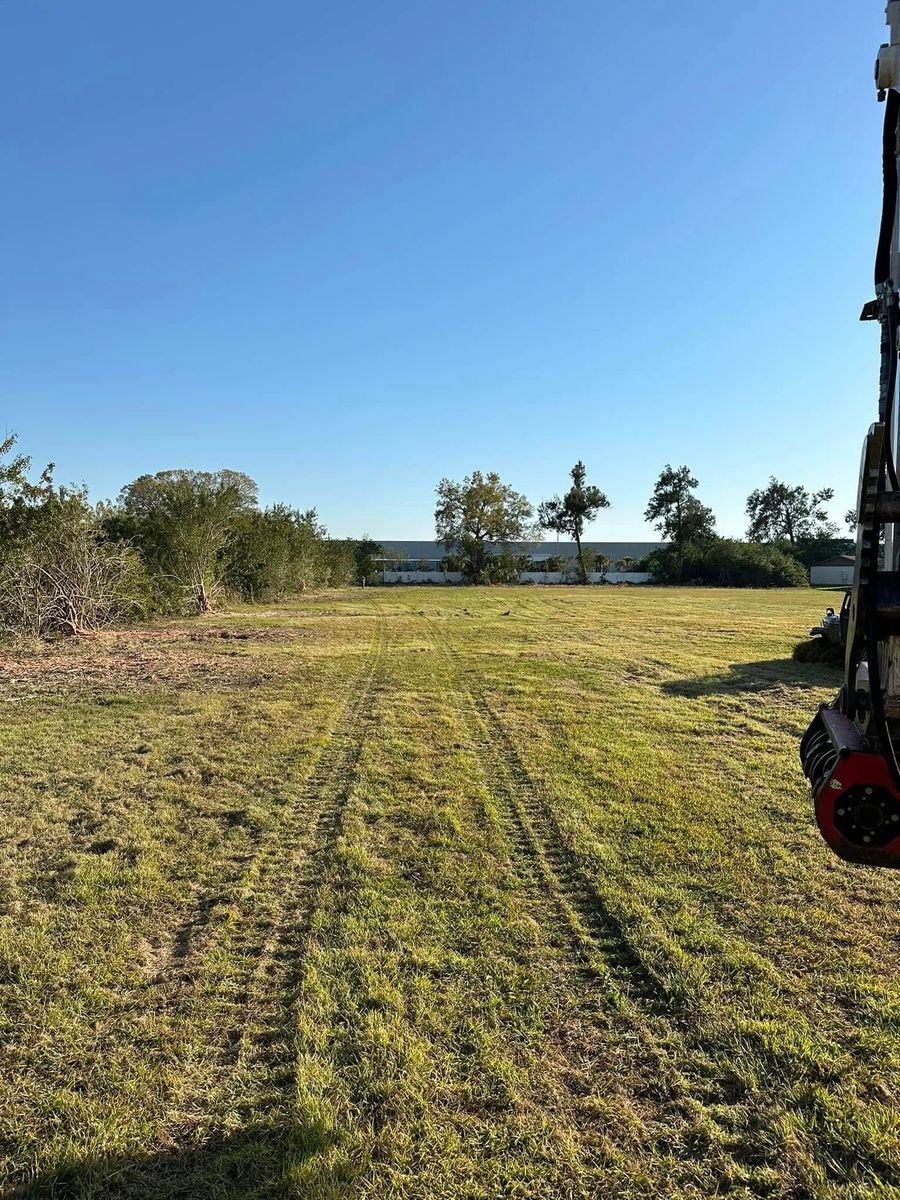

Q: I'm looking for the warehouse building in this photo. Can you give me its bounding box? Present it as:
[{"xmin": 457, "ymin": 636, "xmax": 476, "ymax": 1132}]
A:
[{"xmin": 374, "ymin": 540, "xmax": 660, "ymax": 584}]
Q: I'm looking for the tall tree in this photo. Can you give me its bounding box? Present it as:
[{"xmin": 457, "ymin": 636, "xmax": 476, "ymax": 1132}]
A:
[
  {"xmin": 120, "ymin": 469, "xmax": 258, "ymax": 612},
  {"xmin": 644, "ymin": 465, "xmax": 716, "ymax": 579},
  {"xmin": 434, "ymin": 471, "xmax": 534, "ymax": 584},
  {"xmin": 538, "ymin": 461, "xmax": 610, "ymax": 583},
  {"xmin": 745, "ymin": 478, "xmax": 837, "ymax": 545}
]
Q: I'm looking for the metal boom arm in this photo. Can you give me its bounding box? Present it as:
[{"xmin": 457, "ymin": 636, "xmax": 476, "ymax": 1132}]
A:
[{"xmin": 799, "ymin": 3, "xmax": 900, "ymax": 866}]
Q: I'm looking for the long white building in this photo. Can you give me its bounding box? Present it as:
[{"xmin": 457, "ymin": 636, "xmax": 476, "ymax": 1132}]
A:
[{"xmin": 374, "ymin": 540, "xmax": 661, "ymax": 584}]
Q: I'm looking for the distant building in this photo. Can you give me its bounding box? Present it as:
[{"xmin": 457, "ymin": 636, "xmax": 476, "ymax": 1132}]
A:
[
  {"xmin": 376, "ymin": 540, "xmax": 660, "ymax": 569},
  {"xmin": 373, "ymin": 540, "xmax": 661, "ymax": 584},
  {"xmin": 810, "ymin": 555, "xmax": 855, "ymax": 587}
]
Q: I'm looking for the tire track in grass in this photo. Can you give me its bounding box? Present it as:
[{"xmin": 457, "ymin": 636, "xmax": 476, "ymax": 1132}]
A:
[
  {"xmin": 230, "ymin": 620, "xmax": 386, "ymax": 1098},
  {"xmin": 413, "ymin": 609, "xmax": 769, "ymax": 1186},
  {"xmin": 419, "ymin": 611, "xmax": 683, "ymax": 1016},
  {"xmin": 170, "ymin": 611, "xmax": 386, "ymax": 1126},
  {"xmin": 434, "ymin": 607, "xmax": 896, "ymax": 1196},
  {"xmin": 154, "ymin": 651, "xmax": 378, "ymax": 987}
]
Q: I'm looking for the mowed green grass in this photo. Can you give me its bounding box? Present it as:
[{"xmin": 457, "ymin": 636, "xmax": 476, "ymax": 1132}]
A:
[{"xmin": 1, "ymin": 587, "xmax": 898, "ymax": 1199}]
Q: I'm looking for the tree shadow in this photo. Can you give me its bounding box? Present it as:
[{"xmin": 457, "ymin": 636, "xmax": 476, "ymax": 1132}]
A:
[
  {"xmin": 6, "ymin": 1116, "xmax": 343, "ymax": 1200},
  {"xmin": 660, "ymin": 658, "xmax": 840, "ymax": 698}
]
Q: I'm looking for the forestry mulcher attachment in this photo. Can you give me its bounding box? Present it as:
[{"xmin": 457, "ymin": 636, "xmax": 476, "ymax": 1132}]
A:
[{"xmin": 800, "ymin": 4, "xmax": 900, "ymax": 866}]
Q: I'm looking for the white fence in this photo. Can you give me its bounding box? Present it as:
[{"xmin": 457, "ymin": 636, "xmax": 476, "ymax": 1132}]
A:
[{"xmin": 379, "ymin": 571, "xmax": 651, "ymax": 586}]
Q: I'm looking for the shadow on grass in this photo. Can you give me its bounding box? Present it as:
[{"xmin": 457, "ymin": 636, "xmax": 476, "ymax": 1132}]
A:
[
  {"xmin": 661, "ymin": 657, "xmax": 841, "ymax": 698},
  {"xmin": 7, "ymin": 1117, "xmax": 343, "ymax": 1200}
]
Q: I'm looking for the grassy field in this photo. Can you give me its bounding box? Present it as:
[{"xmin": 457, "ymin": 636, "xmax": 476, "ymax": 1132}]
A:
[{"xmin": 1, "ymin": 586, "xmax": 898, "ymax": 1199}]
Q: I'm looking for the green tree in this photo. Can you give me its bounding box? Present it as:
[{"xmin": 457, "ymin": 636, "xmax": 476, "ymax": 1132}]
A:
[
  {"xmin": 745, "ymin": 478, "xmax": 837, "ymax": 545},
  {"xmin": 644, "ymin": 465, "xmax": 716, "ymax": 579},
  {"xmin": 645, "ymin": 540, "xmax": 807, "ymax": 588},
  {"xmin": 538, "ymin": 461, "xmax": 610, "ymax": 583},
  {"xmin": 120, "ymin": 469, "xmax": 258, "ymax": 613},
  {"xmin": 616, "ymin": 556, "xmax": 637, "ymax": 572},
  {"xmin": 319, "ymin": 539, "xmax": 356, "ymax": 587},
  {"xmin": 434, "ymin": 471, "xmax": 534, "ymax": 584},
  {"xmin": 0, "ymin": 433, "xmax": 55, "ymax": 551},
  {"xmin": 353, "ymin": 537, "xmax": 384, "ymax": 585},
  {"xmin": 225, "ymin": 505, "xmax": 327, "ymax": 601}
]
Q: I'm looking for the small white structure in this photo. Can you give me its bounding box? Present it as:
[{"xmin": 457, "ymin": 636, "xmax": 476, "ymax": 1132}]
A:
[{"xmin": 810, "ymin": 555, "xmax": 855, "ymax": 587}]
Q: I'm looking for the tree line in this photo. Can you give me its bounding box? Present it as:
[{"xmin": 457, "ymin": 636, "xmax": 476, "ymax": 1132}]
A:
[
  {"xmin": 433, "ymin": 463, "xmax": 847, "ymax": 587},
  {"xmin": 0, "ymin": 430, "xmax": 849, "ymax": 638},
  {"xmin": 0, "ymin": 435, "xmax": 382, "ymax": 636}
]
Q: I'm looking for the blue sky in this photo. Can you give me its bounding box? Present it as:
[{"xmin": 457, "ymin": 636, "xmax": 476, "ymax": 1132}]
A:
[{"xmin": 0, "ymin": 1, "xmax": 886, "ymax": 539}]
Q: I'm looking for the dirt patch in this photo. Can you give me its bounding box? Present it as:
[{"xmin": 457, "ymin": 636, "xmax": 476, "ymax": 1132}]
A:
[
  {"xmin": 186, "ymin": 627, "xmax": 302, "ymax": 643},
  {"xmin": 0, "ymin": 646, "xmax": 273, "ymax": 696},
  {"xmin": 70, "ymin": 625, "xmax": 301, "ymax": 645}
]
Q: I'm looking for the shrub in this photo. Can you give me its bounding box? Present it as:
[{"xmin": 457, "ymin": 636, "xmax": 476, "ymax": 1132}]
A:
[
  {"xmin": 354, "ymin": 538, "xmax": 384, "ymax": 584},
  {"xmin": 0, "ymin": 491, "xmax": 150, "ymax": 636},
  {"xmin": 484, "ymin": 551, "xmax": 525, "ymax": 584},
  {"xmin": 320, "ymin": 539, "xmax": 356, "ymax": 587},
  {"xmin": 225, "ymin": 506, "xmax": 329, "ymax": 601},
  {"xmin": 646, "ymin": 540, "xmax": 808, "ymax": 587}
]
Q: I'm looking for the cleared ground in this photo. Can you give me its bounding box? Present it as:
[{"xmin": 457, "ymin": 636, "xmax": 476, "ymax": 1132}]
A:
[{"xmin": 0, "ymin": 587, "xmax": 898, "ymax": 1199}]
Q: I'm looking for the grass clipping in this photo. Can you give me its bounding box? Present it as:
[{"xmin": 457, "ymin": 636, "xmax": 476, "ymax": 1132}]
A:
[{"xmin": 792, "ymin": 635, "xmax": 844, "ymax": 667}]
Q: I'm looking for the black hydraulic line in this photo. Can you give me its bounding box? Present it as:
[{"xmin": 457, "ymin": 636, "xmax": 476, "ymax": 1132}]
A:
[
  {"xmin": 876, "ymin": 88, "xmax": 900, "ymax": 288},
  {"xmin": 876, "ymin": 91, "xmax": 900, "ymax": 486},
  {"xmin": 883, "ymin": 304, "xmax": 900, "ymax": 490},
  {"xmin": 863, "ymin": 89, "xmax": 900, "ymax": 717}
]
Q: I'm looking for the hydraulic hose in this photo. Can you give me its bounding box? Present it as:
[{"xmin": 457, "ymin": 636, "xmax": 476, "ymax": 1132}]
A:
[
  {"xmin": 876, "ymin": 88, "xmax": 900, "ymax": 289},
  {"xmin": 876, "ymin": 91, "xmax": 900, "ymax": 488},
  {"xmin": 853, "ymin": 89, "xmax": 900, "ymax": 783}
]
